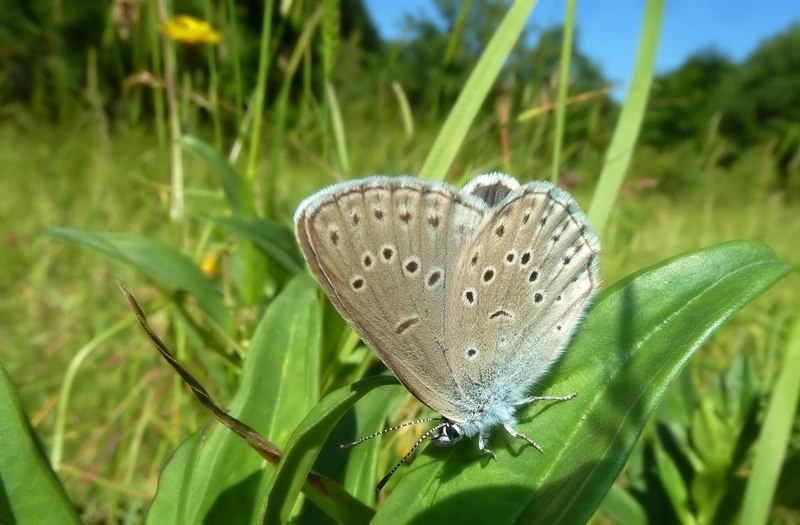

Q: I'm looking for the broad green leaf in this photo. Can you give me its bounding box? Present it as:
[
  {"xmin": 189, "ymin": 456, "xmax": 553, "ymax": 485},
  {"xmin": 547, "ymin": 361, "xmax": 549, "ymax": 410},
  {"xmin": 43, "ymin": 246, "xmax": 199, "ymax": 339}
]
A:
[
  {"xmin": 47, "ymin": 228, "xmax": 230, "ymax": 332},
  {"xmin": 0, "ymin": 366, "xmax": 81, "ymax": 525},
  {"xmin": 261, "ymin": 375, "xmax": 398, "ymax": 524},
  {"xmin": 146, "ymin": 274, "xmax": 320, "ymax": 523},
  {"xmin": 342, "ymin": 387, "xmax": 405, "ymax": 503},
  {"xmin": 145, "ymin": 430, "xmax": 205, "ymax": 524},
  {"xmin": 371, "ymin": 241, "xmax": 790, "ymax": 524},
  {"xmin": 214, "ymin": 216, "xmax": 304, "ymax": 275}
]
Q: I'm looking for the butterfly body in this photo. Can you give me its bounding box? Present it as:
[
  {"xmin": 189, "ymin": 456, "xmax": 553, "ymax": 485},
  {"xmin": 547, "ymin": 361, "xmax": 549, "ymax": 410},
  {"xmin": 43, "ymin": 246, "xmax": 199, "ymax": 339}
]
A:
[{"xmin": 295, "ymin": 173, "xmax": 599, "ymax": 470}]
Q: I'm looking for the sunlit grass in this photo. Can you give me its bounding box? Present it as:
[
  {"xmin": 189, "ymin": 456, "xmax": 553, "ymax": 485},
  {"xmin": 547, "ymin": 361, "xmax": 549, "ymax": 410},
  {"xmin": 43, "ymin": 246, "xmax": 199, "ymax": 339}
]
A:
[
  {"xmin": 1, "ymin": 2, "xmax": 796, "ymax": 517},
  {"xmin": 1, "ymin": 110, "xmax": 796, "ymax": 519}
]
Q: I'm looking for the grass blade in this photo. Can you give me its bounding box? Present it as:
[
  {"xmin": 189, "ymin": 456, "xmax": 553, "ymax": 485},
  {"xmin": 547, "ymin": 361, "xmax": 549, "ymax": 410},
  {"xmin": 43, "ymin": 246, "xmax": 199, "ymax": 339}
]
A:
[
  {"xmin": 551, "ymin": 0, "xmax": 576, "ymax": 184},
  {"xmin": 51, "ymin": 319, "xmax": 132, "ymax": 470},
  {"xmin": 418, "ymin": 0, "xmax": 539, "ymax": 181},
  {"xmin": 588, "ymin": 0, "xmax": 664, "ymax": 235},
  {"xmin": 741, "ymin": 314, "xmax": 800, "ymax": 524}
]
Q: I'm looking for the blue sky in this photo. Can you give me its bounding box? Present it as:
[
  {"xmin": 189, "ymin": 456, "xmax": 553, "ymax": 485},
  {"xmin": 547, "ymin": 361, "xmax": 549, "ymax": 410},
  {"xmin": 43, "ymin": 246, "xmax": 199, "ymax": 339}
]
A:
[{"xmin": 363, "ymin": 0, "xmax": 800, "ymax": 95}]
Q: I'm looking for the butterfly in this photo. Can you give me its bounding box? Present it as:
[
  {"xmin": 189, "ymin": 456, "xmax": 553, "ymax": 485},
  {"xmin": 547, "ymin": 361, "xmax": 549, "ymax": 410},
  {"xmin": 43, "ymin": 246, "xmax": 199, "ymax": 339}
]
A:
[{"xmin": 294, "ymin": 173, "xmax": 600, "ymax": 490}]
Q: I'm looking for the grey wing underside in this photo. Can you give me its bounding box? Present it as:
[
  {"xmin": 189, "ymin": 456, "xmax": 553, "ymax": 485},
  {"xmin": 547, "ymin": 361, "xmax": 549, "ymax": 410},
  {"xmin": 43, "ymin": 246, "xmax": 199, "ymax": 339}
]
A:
[
  {"xmin": 446, "ymin": 180, "xmax": 601, "ymax": 404},
  {"xmin": 295, "ymin": 177, "xmax": 489, "ymax": 420}
]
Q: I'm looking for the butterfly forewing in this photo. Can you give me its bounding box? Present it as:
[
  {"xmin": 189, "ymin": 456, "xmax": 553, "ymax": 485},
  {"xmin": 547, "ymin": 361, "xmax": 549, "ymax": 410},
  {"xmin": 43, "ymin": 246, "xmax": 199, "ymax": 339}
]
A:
[{"xmin": 295, "ymin": 177, "xmax": 489, "ymax": 419}]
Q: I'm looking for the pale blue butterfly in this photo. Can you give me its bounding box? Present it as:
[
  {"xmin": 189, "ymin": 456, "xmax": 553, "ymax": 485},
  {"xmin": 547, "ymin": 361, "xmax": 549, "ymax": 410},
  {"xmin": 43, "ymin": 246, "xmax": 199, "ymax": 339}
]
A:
[{"xmin": 294, "ymin": 173, "xmax": 600, "ymax": 490}]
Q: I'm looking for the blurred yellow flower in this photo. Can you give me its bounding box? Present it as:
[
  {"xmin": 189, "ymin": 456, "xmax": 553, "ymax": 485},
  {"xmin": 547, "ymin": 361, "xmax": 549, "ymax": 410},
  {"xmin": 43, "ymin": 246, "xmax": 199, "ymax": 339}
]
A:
[
  {"xmin": 200, "ymin": 250, "xmax": 221, "ymax": 278},
  {"xmin": 161, "ymin": 15, "xmax": 221, "ymax": 45}
]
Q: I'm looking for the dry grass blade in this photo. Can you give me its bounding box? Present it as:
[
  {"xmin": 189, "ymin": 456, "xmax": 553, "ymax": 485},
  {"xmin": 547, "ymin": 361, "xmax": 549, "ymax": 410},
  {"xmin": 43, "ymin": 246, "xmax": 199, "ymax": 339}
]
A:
[{"xmin": 115, "ymin": 280, "xmax": 283, "ymax": 465}]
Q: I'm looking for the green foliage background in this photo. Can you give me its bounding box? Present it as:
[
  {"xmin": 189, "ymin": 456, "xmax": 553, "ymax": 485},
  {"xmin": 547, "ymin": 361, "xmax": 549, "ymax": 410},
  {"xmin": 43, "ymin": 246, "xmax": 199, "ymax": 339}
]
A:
[{"xmin": 0, "ymin": 0, "xmax": 798, "ymax": 523}]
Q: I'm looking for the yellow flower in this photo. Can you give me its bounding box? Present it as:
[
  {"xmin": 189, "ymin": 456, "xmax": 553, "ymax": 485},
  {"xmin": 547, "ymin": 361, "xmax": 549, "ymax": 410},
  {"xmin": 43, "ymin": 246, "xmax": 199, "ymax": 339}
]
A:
[
  {"xmin": 161, "ymin": 15, "xmax": 221, "ymax": 46},
  {"xmin": 200, "ymin": 250, "xmax": 221, "ymax": 278}
]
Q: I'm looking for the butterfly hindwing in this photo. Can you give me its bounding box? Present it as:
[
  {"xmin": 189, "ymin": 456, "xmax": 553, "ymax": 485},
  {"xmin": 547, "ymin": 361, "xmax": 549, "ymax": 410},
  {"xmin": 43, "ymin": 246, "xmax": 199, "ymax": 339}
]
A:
[{"xmin": 447, "ymin": 179, "xmax": 600, "ymax": 403}]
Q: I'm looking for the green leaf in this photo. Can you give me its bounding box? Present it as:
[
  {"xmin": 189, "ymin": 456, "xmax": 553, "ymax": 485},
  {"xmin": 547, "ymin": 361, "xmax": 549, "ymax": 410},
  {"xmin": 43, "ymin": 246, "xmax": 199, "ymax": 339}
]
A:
[
  {"xmin": 146, "ymin": 274, "xmax": 321, "ymax": 523},
  {"xmin": 690, "ymin": 398, "xmax": 732, "ymax": 469},
  {"xmin": 371, "ymin": 241, "xmax": 790, "ymax": 524},
  {"xmin": 0, "ymin": 366, "xmax": 81, "ymax": 525},
  {"xmin": 47, "ymin": 228, "xmax": 230, "ymax": 332},
  {"xmin": 595, "ymin": 484, "xmax": 649, "ymax": 525},
  {"xmin": 213, "ymin": 216, "xmax": 304, "ymax": 275},
  {"xmin": 181, "ymin": 135, "xmax": 247, "ymax": 214},
  {"xmin": 722, "ymin": 355, "xmax": 759, "ymax": 424},
  {"xmin": 261, "ymin": 375, "xmax": 398, "ymax": 524},
  {"xmin": 655, "ymin": 440, "xmax": 697, "ymax": 525},
  {"xmin": 342, "ymin": 387, "xmax": 404, "ymax": 504},
  {"xmin": 741, "ymin": 314, "xmax": 800, "ymax": 524},
  {"xmin": 145, "ymin": 430, "xmax": 205, "ymax": 525},
  {"xmin": 656, "ymin": 368, "xmax": 702, "ymax": 471}
]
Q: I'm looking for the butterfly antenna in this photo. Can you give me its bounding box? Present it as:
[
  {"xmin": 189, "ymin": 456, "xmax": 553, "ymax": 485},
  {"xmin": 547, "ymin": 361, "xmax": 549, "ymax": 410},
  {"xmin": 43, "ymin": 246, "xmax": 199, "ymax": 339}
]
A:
[
  {"xmin": 340, "ymin": 416, "xmax": 440, "ymax": 449},
  {"xmin": 375, "ymin": 421, "xmax": 446, "ymax": 492}
]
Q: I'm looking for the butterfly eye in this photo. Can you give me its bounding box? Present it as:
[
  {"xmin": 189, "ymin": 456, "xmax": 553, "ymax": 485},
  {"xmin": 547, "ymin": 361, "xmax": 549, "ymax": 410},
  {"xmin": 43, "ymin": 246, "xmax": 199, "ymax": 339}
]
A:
[{"xmin": 445, "ymin": 424, "xmax": 460, "ymax": 439}]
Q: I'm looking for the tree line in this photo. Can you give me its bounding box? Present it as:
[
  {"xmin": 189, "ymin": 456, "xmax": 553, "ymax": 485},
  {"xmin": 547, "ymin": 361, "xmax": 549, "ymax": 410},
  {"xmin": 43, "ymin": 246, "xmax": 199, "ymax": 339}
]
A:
[{"xmin": 2, "ymin": 0, "xmax": 797, "ymax": 184}]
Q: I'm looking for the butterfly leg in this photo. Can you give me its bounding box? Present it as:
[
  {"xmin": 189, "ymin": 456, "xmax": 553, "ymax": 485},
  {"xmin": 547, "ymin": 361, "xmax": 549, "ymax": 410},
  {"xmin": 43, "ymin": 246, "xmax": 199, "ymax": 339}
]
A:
[
  {"xmin": 503, "ymin": 423, "xmax": 544, "ymax": 453},
  {"xmin": 478, "ymin": 433, "xmax": 497, "ymax": 460},
  {"xmin": 515, "ymin": 392, "xmax": 577, "ymax": 406}
]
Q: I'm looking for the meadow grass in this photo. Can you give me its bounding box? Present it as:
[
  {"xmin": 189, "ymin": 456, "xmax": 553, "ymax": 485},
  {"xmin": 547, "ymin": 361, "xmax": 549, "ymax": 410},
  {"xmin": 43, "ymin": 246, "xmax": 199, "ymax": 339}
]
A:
[
  {"xmin": 1, "ymin": 110, "xmax": 797, "ymax": 521},
  {"xmin": 1, "ymin": 1, "xmax": 798, "ymax": 522}
]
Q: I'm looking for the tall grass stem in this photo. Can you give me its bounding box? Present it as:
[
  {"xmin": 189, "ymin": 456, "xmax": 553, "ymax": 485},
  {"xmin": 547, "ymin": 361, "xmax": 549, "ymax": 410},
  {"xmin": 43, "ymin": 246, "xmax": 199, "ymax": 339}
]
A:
[{"xmin": 588, "ymin": 0, "xmax": 664, "ymax": 235}]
